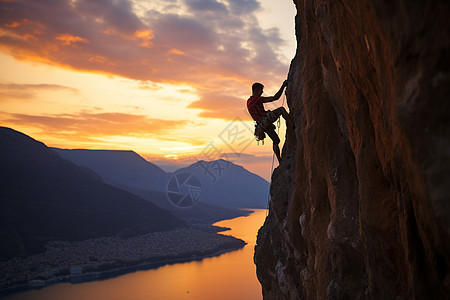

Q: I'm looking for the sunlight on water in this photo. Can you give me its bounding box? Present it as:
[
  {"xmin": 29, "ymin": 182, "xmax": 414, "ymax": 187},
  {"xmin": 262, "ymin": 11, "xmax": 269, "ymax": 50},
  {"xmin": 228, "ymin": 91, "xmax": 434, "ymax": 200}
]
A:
[{"xmin": 4, "ymin": 209, "xmax": 267, "ymax": 300}]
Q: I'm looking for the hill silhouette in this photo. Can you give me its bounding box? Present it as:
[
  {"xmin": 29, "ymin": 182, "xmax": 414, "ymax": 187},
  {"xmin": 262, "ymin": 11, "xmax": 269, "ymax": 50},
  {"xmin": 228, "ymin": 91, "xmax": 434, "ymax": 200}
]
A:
[
  {"xmin": 53, "ymin": 148, "xmax": 168, "ymax": 192},
  {"xmin": 52, "ymin": 149, "xmax": 267, "ymax": 216},
  {"xmin": 0, "ymin": 127, "xmax": 185, "ymax": 261},
  {"xmin": 173, "ymin": 160, "xmax": 269, "ymax": 209},
  {"xmin": 126, "ymin": 188, "xmax": 251, "ymax": 224}
]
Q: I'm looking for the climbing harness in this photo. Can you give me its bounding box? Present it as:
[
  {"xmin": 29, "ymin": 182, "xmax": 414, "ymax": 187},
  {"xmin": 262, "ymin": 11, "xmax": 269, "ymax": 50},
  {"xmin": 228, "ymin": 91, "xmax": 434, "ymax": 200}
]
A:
[
  {"xmin": 265, "ymin": 92, "xmax": 286, "ymax": 215},
  {"xmin": 254, "ymin": 110, "xmax": 279, "ymax": 145}
]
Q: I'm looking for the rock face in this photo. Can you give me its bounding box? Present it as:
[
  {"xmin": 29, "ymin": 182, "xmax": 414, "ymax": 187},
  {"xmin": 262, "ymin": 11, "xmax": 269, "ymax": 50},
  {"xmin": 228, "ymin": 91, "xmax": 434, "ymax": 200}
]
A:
[{"xmin": 254, "ymin": 0, "xmax": 450, "ymax": 299}]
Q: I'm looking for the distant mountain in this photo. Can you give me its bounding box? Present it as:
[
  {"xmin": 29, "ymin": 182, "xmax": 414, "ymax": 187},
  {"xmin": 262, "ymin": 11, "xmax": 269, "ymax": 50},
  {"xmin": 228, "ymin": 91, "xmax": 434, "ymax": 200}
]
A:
[
  {"xmin": 0, "ymin": 127, "xmax": 185, "ymax": 261},
  {"xmin": 53, "ymin": 149, "xmax": 263, "ymax": 218},
  {"xmin": 127, "ymin": 188, "xmax": 251, "ymax": 224},
  {"xmin": 52, "ymin": 148, "xmax": 168, "ymax": 192},
  {"xmin": 172, "ymin": 160, "xmax": 270, "ymax": 209}
]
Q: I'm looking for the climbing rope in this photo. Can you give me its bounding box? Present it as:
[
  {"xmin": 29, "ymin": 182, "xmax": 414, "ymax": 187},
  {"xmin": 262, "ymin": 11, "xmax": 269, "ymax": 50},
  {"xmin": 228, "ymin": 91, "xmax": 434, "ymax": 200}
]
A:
[{"xmin": 266, "ymin": 92, "xmax": 286, "ymax": 215}]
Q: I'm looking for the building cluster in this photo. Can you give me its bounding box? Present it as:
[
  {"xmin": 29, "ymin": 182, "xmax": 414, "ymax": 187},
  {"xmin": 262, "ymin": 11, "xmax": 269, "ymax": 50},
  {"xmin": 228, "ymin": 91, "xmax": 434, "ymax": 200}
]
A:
[{"xmin": 0, "ymin": 227, "xmax": 243, "ymax": 290}]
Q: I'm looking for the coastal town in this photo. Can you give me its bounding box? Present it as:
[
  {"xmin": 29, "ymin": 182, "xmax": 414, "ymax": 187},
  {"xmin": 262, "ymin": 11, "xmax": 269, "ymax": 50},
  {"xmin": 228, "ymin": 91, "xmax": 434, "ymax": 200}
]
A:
[{"xmin": 0, "ymin": 227, "xmax": 246, "ymax": 293}]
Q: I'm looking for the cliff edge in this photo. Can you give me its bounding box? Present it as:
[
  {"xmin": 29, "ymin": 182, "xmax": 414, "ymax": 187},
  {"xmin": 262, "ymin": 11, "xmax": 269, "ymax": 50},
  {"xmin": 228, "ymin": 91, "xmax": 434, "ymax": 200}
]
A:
[{"xmin": 254, "ymin": 0, "xmax": 450, "ymax": 299}]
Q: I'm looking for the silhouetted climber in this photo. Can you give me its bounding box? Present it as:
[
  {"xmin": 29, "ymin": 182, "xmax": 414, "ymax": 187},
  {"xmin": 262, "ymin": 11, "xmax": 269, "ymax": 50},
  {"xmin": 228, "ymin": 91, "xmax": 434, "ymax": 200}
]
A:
[{"xmin": 247, "ymin": 80, "xmax": 293, "ymax": 163}]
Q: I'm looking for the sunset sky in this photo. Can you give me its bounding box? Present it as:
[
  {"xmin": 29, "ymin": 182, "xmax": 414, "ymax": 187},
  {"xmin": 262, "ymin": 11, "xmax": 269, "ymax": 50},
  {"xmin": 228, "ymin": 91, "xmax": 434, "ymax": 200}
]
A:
[{"xmin": 0, "ymin": 0, "xmax": 296, "ymax": 180}]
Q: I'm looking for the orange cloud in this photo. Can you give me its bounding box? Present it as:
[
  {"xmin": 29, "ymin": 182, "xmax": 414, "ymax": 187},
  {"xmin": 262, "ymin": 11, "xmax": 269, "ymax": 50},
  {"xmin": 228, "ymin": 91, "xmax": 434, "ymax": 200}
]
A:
[
  {"xmin": 5, "ymin": 21, "xmax": 20, "ymax": 28},
  {"xmin": 4, "ymin": 18, "xmax": 31, "ymax": 28},
  {"xmin": 88, "ymin": 55, "xmax": 108, "ymax": 63},
  {"xmin": 134, "ymin": 29, "xmax": 154, "ymax": 48},
  {"xmin": 1, "ymin": 18, "xmax": 44, "ymax": 41},
  {"xmin": 55, "ymin": 34, "xmax": 89, "ymax": 46},
  {"xmin": 188, "ymin": 92, "xmax": 252, "ymax": 120},
  {"xmin": 2, "ymin": 111, "xmax": 188, "ymax": 138},
  {"xmin": 0, "ymin": 82, "xmax": 79, "ymax": 102},
  {"xmin": 168, "ymin": 48, "xmax": 186, "ymax": 56},
  {"xmin": 0, "ymin": 0, "xmax": 288, "ymax": 120}
]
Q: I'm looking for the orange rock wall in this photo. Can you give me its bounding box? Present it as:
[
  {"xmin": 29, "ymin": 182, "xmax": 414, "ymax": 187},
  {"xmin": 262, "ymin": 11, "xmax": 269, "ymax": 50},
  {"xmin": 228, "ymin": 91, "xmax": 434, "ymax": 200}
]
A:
[{"xmin": 254, "ymin": 1, "xmax": 450, "ymax": 298}]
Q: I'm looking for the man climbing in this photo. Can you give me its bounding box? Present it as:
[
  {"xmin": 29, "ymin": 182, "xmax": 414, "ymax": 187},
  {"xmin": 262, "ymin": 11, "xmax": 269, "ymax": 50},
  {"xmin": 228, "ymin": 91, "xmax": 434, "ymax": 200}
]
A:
[{"xmin": 247, "ymin": 80, "xmax": 293, "ymax": 163}]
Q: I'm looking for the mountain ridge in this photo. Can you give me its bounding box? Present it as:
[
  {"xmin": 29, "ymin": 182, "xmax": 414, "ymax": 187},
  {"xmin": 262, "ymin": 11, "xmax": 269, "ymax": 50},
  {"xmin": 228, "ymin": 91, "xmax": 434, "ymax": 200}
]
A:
[
  {"xmin": 172, "ymin": 159, "xmax": 269, "ymax": 209},
  {"xmin": 53, "ymin": 148, "xmax": 168, "ymax": 192},
  {"xmin": 0, "ymin": 127, "xmax": 185, "ymax": 261},
  {"xmin": 53, "ymin": 149, "xmax": 270, "ymax": 210}
]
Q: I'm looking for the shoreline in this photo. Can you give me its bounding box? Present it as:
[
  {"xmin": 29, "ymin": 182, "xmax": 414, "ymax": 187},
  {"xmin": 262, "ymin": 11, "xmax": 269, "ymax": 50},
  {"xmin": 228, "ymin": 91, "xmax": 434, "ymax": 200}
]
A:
[{"xmin": 0, "ymin": 232, "xmax": 246, "ymax": 298}]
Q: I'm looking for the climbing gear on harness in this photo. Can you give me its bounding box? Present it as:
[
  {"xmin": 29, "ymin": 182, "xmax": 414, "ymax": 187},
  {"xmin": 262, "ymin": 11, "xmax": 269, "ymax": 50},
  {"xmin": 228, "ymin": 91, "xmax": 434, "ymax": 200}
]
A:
[{"xmin": 254, "ymin": 109, "xmax": 282, "ymax": 145}]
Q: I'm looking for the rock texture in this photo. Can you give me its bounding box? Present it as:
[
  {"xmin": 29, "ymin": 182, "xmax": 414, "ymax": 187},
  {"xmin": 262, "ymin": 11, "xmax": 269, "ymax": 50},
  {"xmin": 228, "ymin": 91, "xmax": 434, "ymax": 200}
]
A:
[{"xmin": 254, "ymin": 0, "xmax": 450, "ymax": 299}]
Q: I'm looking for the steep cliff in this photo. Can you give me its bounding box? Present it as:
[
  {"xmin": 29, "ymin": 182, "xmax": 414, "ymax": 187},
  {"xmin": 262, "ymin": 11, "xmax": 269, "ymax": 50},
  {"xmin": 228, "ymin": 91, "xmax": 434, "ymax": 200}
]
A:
[{"xmin": 254, "ymin": 0, "xmax": 450, "ymax": 299}]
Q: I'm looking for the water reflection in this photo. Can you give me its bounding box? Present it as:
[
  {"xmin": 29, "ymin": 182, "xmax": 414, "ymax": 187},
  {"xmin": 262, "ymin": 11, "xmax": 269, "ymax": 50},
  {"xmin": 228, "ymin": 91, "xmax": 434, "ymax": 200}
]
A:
[{"xmin": 4, "ymin": 209, "xmax": 267, "ymax": 300}]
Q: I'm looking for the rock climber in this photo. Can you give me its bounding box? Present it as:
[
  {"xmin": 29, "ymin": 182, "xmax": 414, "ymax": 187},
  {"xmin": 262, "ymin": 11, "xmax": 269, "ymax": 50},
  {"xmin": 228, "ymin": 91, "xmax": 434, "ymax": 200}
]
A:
[{"xmin": 247, "ymin": 80, "xmax": 293, "ymax": 163}]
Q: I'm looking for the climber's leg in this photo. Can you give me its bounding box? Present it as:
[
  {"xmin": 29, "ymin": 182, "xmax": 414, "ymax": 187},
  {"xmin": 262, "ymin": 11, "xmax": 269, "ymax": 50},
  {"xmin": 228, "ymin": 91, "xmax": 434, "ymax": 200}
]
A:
[
  {"xmin": 273, "ymin": 143, "xmax": 281, "ymax": 163},
  {"xmin": 266, "ymin": 126, "xmax": 282, "ymax": 162},
  {"xmin": 273, "ymin": 107, "xmax": 294, "ymax": 127}
]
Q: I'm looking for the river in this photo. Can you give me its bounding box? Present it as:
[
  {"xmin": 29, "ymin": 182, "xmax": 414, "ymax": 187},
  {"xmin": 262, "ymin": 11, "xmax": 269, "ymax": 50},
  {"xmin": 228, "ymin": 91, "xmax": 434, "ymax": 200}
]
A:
[{"xmin": 4, "ymin": 209, "xmax": 267, "ymax": 300}]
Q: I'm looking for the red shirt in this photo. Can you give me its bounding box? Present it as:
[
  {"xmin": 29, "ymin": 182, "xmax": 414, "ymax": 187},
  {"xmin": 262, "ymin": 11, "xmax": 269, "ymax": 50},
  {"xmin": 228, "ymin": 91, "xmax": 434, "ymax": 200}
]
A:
[{"xmin": 247, "ymin": 96, "xmax": 266, "ymax": 122}]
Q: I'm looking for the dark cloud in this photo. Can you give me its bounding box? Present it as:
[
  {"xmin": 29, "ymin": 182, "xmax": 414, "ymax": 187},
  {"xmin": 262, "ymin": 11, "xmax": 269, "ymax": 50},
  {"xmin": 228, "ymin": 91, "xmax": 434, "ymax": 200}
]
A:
[
  {"xmin": 150, "ymin": 13, "xmax": 216, "ymax": 51},
  {"xmin": 228, "ymin": 0, "xmax": 261, "ymax": 14},
  {"xmin": 74, "ymin": 0, "xmax": 143, "ymax": 35},
  {"xmin": 184, "ymin": 0, "xmax": 228, "ymax": 13},
  {"xmin": 0, "ymin": 82, "xmax": 78, "ymax": 92},
  {"xmin": 0, "ymin": 82, "xmax": 79, "ymax": 101}
]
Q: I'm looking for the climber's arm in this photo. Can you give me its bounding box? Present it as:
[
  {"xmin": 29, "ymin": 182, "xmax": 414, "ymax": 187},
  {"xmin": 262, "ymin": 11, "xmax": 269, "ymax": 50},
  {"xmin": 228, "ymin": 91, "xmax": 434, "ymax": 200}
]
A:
[{"xmin": 261, "ymin": 80, "xmax": 288, "ymax": 103}]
